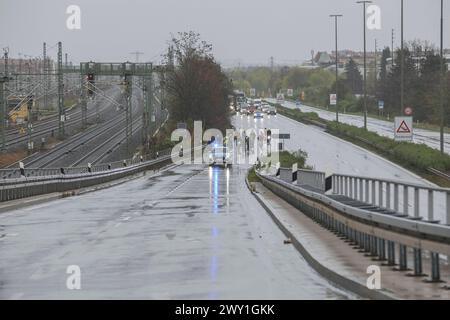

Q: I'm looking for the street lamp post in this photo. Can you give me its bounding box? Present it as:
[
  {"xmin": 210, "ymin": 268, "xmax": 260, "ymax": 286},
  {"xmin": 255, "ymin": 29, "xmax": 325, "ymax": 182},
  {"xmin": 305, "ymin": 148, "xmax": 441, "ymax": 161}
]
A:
[
  {"xmin": 357, "ymin": 0, "xmax": 372, "ymax": 130},
  {"xmin": 400, "ymin": 0, "xmax": 404, "ymax": 115},
  {"xmin": 330, "ymin": 14, "xmax": 343, "ymax": 123},
  {"xmin": 440, "ymin": 0, "xmax": 445, "ymax": 154}
]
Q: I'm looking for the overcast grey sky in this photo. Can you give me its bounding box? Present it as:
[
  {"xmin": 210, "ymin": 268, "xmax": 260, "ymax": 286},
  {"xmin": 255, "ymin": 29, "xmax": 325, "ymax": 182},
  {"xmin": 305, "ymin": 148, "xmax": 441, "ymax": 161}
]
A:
[{"xmin": 0, "ymin": 0, "xmax": 448, "ymax": 66}]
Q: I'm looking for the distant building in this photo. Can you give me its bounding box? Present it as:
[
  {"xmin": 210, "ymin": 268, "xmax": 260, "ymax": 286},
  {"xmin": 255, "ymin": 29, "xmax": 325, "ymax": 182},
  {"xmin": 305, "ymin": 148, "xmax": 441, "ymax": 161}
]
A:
[
  {"xmin": 0, "ymin": 58, "xmax": 55, "ymax": 75},
  {"xmin": 314, "ymin": 52, "xmax": 333, "ymax": 66}
]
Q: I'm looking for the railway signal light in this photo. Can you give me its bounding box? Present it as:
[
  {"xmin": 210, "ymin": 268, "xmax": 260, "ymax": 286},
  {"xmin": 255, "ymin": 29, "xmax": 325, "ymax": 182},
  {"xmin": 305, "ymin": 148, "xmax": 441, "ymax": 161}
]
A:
[{"xmin": 87, "ymin": 73, "xmax": 95, "ymax": 96}]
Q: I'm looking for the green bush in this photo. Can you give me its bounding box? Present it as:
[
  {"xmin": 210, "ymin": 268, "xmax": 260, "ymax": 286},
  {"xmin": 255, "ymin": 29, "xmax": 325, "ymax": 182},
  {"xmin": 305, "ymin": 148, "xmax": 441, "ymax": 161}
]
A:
[{"xmin": 328, "ymin": 122, "xmax": 450, "ymax": 171}]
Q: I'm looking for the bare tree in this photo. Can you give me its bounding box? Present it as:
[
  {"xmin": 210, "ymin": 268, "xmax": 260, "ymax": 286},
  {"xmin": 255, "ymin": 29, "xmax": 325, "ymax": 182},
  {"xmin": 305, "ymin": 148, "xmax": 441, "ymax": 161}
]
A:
[{"xmin": 162, "ymin": 32, "xmax": 232, "ymax": 131}]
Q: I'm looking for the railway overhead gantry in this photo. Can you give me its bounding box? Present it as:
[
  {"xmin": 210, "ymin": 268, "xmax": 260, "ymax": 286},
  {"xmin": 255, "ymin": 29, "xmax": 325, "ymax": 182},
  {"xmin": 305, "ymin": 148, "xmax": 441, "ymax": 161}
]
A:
[
  {"xmin": 1, "ymin": 52, "xmax": 169, "ymax": 153},
  {"xmin": 76, "ymin": 61, "xmax": 159, "ymax": 152}
]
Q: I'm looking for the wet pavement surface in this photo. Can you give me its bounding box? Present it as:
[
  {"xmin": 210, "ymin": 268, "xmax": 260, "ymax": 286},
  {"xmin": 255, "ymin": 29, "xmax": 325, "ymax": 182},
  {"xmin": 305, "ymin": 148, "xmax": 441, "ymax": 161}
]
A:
[
  {"xmin": 233, "ymin": 114, "xmax": 447, "ymax": 222},
  {"xmin": 0, "ymin": 164, "xmax": 355, "ymax": 299}
]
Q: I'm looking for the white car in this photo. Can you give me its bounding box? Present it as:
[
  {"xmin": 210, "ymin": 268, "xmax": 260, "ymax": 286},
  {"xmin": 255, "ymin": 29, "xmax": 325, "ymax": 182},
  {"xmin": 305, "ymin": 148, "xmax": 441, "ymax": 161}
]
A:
[
  {"xmin": 208, "ymin": 146, "xmax": 232, "ymax": 167},
  {"xmin": 254, "ymin": 99, "xmax": 262, "ymax": 109},
  {"xmin": 261, "ymin": 104, "xmax": 270, "ymax": 113},
  {"xmin": 254, "ymin": 110, "xmax": 264, "ymax": 119}
]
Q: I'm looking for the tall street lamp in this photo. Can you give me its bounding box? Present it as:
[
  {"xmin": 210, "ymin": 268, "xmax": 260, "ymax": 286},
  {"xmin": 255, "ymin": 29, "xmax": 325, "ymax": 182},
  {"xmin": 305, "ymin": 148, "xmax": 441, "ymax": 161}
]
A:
[
  {"xmin": 357, "ymin": 0, "xmax": 372, "ymax": 130},
  {"xmin": 330, "ymin": 14, "xmax": 343, "ymax": 123},
  {"xmin": 400, "ymin": 0, "xmax": 404, "ymax": 115},
  {"xmin": 440, "ymin": 0, "xmax": 445, "ymax": 154}
]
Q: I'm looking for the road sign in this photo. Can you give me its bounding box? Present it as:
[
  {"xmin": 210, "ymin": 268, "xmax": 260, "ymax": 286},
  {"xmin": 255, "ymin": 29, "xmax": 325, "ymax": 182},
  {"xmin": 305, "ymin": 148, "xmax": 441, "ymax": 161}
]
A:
[
  {"xmin": 404, "ymin": 107, "xmax": 413, "ymax": 116},
  {"xmin": 394, "ymin": 116, "xmax": 413, "ymax": 142},
  {"xmin": 273, "ymin": 133, "xmax": 291, "ymax": 140},
  {"xmin": 250, "ymin": 88, "xmax": 256, "ymax": 97},
  {"xmin": 287, "ymin": 89, "xmax": 294, "ymax": 97},
  {"xmin": 330, "ymin": 94, "xmax": 337, "ymax": 106},
  {"xmin": 276, "ymin": 93, "xmax": 285, "ymax": 103},
  {"xmin": 378, "ymin": 100, "xmax": 384, "ymax": 110}
]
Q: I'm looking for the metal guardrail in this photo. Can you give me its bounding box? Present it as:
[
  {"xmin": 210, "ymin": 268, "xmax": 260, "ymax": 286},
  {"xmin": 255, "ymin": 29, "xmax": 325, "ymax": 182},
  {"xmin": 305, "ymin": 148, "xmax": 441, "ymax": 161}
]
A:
[
  {"xmin": 0, "ymin": 149, "xmax": 172, "ymax": 181},
  {"xmin": 331, "ymin": 173, "xmax": 450, "ymax": 226},
  {"xmin": 256, "ymin": 169, "xmax": 450, "ymax": 283},
  {"xmin": 279, "ymin": 168, "xmax": 326, "ymax": 192},
  {"xmin": 0, "ymin": 149, "xmax": 174, "ymax": 202}
]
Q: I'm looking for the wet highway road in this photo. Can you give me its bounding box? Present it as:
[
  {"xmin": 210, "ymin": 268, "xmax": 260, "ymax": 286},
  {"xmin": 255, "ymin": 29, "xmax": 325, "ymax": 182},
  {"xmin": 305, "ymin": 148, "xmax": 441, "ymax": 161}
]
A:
[
  {"xmin": 0, "ymin": 164, "xmax": 354, "ymax": 299},
  {"xmin": 233, "ymin": 113, "xmax": 433, "ymax": 185},
  {"xmin": 266, "ymin": 99, "xmax": 450, "ymax": 155},
  {"xmin": 233, "ymin": 114, "xmax": 448, "ymax": 223}
]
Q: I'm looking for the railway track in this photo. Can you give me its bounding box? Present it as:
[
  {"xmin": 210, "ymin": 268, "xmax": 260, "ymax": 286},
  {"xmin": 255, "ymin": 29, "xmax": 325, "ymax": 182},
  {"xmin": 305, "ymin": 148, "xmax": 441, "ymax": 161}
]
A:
[
  {"xmin": 4, "ymin": 103, "xmax": 80, "ymax": 138},
  {"xmin": 23, "ymin": 113, "xmax": 127, "ymax": 168},
  {"xmin": 4, "ymin": 88, "xmax": 122, "ymax": 148},
  {"xmin": 22, "ymin": 90, "xmax": 143, "ymax": 169},
  {"xmin": 428, "ymin": 167, "xmax": 450, "ymax": 182},
  {"xmin": 71, "ymin": 117, "xmax": 143, "ymax": 166}
]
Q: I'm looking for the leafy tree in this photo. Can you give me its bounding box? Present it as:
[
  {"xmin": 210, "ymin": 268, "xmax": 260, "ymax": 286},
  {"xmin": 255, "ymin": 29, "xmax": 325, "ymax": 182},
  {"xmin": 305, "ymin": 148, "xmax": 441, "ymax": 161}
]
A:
[
  {"xmin": 344, "ymin": 58, "xmax": 363, "ymax": 94},
  {"xmin": 379, "ymin": 47, "xmax": 391, "ymax": 83},
  {"xmin": 164, "ymin": 32, "xmax": 231, "ymax": 131}
]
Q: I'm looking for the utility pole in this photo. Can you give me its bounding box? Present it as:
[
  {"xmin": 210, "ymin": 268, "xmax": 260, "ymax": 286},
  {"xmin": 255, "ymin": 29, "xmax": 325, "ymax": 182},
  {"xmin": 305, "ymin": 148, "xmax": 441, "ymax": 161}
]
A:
[
  {"xmin": 357, "ymin": 1, "xmax": 372, "ymax": 130},
  {"xmin": 80, "ymin": 69, "xmax": 87, "ymax": 128},
  {"xmin": 391, "ymin": 29, "xmax": 395, "ymax": 66},
  {"xmin": 0, "ymin": 78, "xmax": 6, "ymax": 151},
  {"xmin": 27, "ymin": 95, "xmax": 33, "ymax": 153},
  {"xmin": 43, "ymin": 42, "xmax": 48, "ymax": 114},
  {"xmin": 375, "ymin": 39, "xmax": 378, "ymax": 81},
  {"xmin": 130, "ymin": 51, "xmax": 144, "ymax": 63},
  {"xmin": 65, "ymin": 53, "xmax": 69, "ymax": 96},
  {"xmin": 440, "ymin": 0, "xmax": 445, "ymax": 154},
  {"xmin": 1, "ymin": 48, "xmax": 8, "ymax": 151},
  {"xmin": 330, "ymin": 14, "xmax": 343, "ymax": 123},
  {"xmin": 142, "ymin": 67, "xmax": 153, "ymax": 151},
  {"xmin": 3, "ymin": 47, "xmax": 9, "ymax": 76},
  {"xmin": 400, "ymin": 0, "xmax": 404, "ymax": 115},
  {"xmin": 124, "ymin": 72, "xmax": 133, "ymax": 153},
  {"xmin": 57, "ymin": 42, "xmax": 65, "ymax": 139}
]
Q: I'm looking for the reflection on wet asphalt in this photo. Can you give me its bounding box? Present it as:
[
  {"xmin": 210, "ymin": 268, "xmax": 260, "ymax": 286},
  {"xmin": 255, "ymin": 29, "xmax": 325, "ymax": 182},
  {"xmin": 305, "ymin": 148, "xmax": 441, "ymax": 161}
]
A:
[{"xmin": 0, "ymin": 164, "xmax": 355, "ymax": 299}]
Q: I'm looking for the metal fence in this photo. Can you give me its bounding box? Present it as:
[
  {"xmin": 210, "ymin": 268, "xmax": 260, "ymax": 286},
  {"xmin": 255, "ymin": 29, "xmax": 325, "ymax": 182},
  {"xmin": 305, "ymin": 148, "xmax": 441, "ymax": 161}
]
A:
[
  {"xmin": 257, "ymin": 170, "xmax": 450, "ymax": 284},
  {"xmin": 0, "ymin": 149, "xmax": 174, "ymax": 202},
  {"xmin": 0, "ymin": 148, "xmax": 172, "ymax": 181},
  {"xmin": 331, "ymin": 174, "xmax": 450, "ymax": 226}
]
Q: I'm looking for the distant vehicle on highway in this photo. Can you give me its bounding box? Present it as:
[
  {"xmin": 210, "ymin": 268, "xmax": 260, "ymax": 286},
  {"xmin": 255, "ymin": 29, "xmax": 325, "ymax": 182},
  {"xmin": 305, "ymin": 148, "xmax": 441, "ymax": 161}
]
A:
[
  {"xmin": 261, "ymin": 103, "xmax": 270, "ymax": 113},
  {"xmin": 254, "ymin": 110, "xmax": 264, "ymax": 119},
  {"xmin": 208, "ymin": 146, "xmax": 232, "ymax": 167},
  {"xmin": 266, "ymin": 106, "xmax": 277, "ymax": 116},
  {"xmin": 253, "ymin": 99, "xmax": 262, "ymax": 109},
  {"xmin": 239, "ymin": 105, "xmax": 250, "ymax": 115},
  {"xmin": 231, "ymin": 90, "xmax": 246, "ymax": 111}
]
